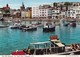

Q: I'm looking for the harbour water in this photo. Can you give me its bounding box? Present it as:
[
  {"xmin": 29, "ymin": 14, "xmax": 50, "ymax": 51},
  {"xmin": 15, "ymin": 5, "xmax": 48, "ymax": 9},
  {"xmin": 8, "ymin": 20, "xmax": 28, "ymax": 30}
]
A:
[{"xmin": 0, "ymin": 21, "xmax": 80, "ymax": 54}]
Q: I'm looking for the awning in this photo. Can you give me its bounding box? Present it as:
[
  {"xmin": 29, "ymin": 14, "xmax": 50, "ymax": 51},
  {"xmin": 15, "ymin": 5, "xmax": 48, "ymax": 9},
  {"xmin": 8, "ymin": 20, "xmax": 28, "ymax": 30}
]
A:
[
  {"xmin": 55, "ymin": 43, "xmax": 65, "ymax": 47},
  {"xmin": 51, "ymin": 40, "xmax": 65, "ymax": 47}
]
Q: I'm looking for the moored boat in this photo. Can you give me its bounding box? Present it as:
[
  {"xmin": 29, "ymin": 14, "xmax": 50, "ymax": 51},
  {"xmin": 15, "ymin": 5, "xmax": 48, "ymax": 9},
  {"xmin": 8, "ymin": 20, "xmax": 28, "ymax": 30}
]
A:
[
  {"xmin": 69, "ymin": 20, "xmax": 76, "ymax": 27},
  {"xmin": 43, "ymin": 22, "xmax": 55, "ymax": 32},
  {"xmin": 9, "ymin": 23, "xmax": 20, "ymax": 29},
  {"xmin": 0, "ymin": 25, "xmax": 8, "ymax": 28},
  {"xmin": 22, "ymin": 25, "xmax": 37, "ymax": 31}
]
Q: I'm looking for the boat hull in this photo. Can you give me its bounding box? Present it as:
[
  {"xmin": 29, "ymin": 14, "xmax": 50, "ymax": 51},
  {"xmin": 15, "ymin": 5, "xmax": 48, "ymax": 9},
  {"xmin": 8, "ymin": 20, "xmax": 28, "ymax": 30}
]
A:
[
  {"xmin": 27, "ymin": 27, "xmax": 37, "ymax": 31},
  {"xmin": 43, "ymin": 27, "xmax": 55, "ymax": 32},
  {"xmin": 70, "ymin": 23, "xmax": 76, "ymax": 27},
  {"xmin": 10, "ymin": 27, "xmax": 19, "ymax": 29},
  {"xmin": 0, "ymin": 25, "xmax": 8, "ymax": 28}
]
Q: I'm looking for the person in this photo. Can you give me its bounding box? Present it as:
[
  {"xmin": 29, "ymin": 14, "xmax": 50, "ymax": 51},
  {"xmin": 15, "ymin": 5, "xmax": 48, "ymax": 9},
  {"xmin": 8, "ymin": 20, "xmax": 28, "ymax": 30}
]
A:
[
  {"xmin": 23, "ymin": 49, "xmax": 27, "ymax": 53},
  {"xmin": 27, "ymin": 48, "xmax": 31, "ymax": 55},
  {"xmin": 70, "ymin": 44, "xmax": 74, "ymax": 51},
  {"xmin": 73, "ymin": 44, "xmax": 78, "ymax": 50},
  {"xmin": 76, "ymin": 44, "xmax": 80, "ymax": 50}
]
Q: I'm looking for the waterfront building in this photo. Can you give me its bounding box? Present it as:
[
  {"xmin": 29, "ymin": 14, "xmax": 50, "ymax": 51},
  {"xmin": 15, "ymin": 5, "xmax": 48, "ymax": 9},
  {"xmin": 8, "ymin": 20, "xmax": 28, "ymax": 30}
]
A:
[
  {"xmin": 26, "ymin": 7, "xmax": 32, "ymax": 18},
  {"xmin": 52, "ymin": 7, "xmax": 60, "ymax": 19},
  {"xmin": 21, "ymin": 11, "xmax": 26, "ymax": 18},
  {"xmin": 12, "ymin": 9, "xmax": 21, "ymax": 18},
  {"xmin": 39, "ymin": 5, "xmax": 52, "ymax": 19},
  {"xmin": 66, "ymin": 6, "xmax": 80, "ymax": 19},
  {"xmin": 32, "ymin": 7, "xmax": 39, "ymax": 18},
  {"xmin": 60, "ymin": 10, "xmax": 66, "ymax": 19}
]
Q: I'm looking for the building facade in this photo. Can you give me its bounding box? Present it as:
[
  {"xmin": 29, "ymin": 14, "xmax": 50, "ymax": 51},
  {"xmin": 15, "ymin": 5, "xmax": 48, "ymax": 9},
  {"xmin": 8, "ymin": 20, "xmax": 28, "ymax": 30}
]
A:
[
  {"xmin": 38, "ymin": 5, "xmax": 52, "ymax": 19},
  {"xmin": 52, "ymin": 7, "xmax": 60, "ymax": 19},
  {"xmin": 32, "ymin": 7, "xmax": 39, "ymax": 18},
  {"xmin": 39, "ymin": 8, "xmax": 52, "ymax": 18},
  {"xmin": 26, "ymin": 7, "xmax": 32, "ymax": 18},
  {"xmin": 66, "ymin": 6, "xmax": 80, "ymax": 19}
]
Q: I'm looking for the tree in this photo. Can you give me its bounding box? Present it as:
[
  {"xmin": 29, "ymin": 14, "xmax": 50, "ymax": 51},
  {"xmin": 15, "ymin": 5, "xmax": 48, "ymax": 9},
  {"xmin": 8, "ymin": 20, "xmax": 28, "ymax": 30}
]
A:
[
  {"xmin": 5, "ymin": 9, "xmax": 10, "ymax": 13},
  {"xmin": 64, "ymin": 2, "xmax": 72, "ymax": 11},
  {"xmin": 60, "ymin": 5, "xmax": 63, "ymax": 10},
  {"xmin": 53, "ymin": 2, "xmax": 58, "ymax": 7}
]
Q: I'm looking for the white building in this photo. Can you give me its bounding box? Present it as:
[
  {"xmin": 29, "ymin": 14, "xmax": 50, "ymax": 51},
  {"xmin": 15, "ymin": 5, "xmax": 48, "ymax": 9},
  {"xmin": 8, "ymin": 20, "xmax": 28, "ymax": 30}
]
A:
[
  {"xmin": 21, "ymin": 11, "xmax": 26, "ymax": 18},
  {"xmin": 39, "ymin": 8, "xmax": 52, "ymax": 18},
  {"xmin": 32, "ymin": 5, "xmax": 52, "ymax": 19},
  {"xmin": 52, "ymin": 8, "xmax": 60, "ymax": 19},
  {"xmin": 32, "ymin": 7, "xmax": 39, "ymax": 18},
  {"xmin": 66, "ymin": 6, "xmax": 80, "ymax": 19},
  {"xmin": 39, "ymin": 5, "xmax": 52, "ymax": 19},
  {"xmin": 66, "ymin": 9, "xmax": 76, "ymax": 18}
]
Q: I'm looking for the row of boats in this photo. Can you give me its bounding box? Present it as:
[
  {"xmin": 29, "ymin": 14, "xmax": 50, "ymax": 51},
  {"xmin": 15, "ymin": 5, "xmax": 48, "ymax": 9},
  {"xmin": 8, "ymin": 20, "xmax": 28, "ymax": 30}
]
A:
[
  {"xmin": 8, "ymin": 22, "xmax": 55, "ymax": 32},
  {"xmin": 0, "ymin": 20, "xmax": 56, "ymax": 32},
  {"xmin": 0, "ymin": 19, "xmax": 77, "ymax": 32},
  {"xmin": 11, "ymin": 35, "xmax": 80, "ymax": 55},
  {"xmin": 61, "ymin": 19, "xmax": 76, "ymax": 27}
]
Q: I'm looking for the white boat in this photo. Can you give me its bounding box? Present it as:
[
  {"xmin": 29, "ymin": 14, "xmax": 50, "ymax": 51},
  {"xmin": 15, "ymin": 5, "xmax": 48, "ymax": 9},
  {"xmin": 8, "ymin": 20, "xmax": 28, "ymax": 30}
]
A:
[
  {"xmin": 9, "ymin": 23, "xmax": 20, "ymax": 29},
  {"xmin": 0, "ymin": 25, "xmax": 8, "ymax": 28}
]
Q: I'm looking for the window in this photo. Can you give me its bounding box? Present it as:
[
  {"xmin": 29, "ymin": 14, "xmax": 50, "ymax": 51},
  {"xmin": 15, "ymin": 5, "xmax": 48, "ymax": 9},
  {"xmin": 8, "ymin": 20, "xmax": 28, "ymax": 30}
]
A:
[
  {"xmin": 42, "ymin": 10, "xmax": 44, "ymax": 11},
  {"xmin": 42, "ymin": 14, "xmax": 44, "ymax": 16}
]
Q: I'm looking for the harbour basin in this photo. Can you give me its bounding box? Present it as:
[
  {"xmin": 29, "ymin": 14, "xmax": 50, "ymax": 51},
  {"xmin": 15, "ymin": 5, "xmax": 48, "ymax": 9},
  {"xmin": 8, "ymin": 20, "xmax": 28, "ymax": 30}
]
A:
[{"xmin": 0, "ymin": 22, "xmax": 80, "ymax": 54}]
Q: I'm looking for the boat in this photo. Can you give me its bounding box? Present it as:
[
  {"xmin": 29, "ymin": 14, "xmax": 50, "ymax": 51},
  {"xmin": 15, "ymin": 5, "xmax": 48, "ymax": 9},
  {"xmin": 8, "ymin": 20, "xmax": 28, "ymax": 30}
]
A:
[
  {"xmin": 0, "ymin": 17, "xmax": 4, "ymax": 21},
  {"xmin": 9, "ymin": 23, "xmax": 20, "ymax": 29},
  {"xmin": 22, "ymin": 25, "xmax": 37, "ymax": 31},
  {"xmin": 69, "ymin": 20, "xmax": 76, "ymax": 27},
  {"xmin": 0, "ymin": 25, "xmax": 8, "ymax": 28},
  {"xmin": 19, "ymin": 25, "xmax": 26, "ymax": 30},
  {"xmin": 43, "ymin": 23, "xmax": 55, "ymax": 32},
  {"xmin": 11, "ymin": 35, "xmax": 80, "ymax": 55},
  {"xmin": 34, "ymin": 22, "xmax": 43, "ymax": 27},
  {"xmin": 27, "ymin": 36, "xmax": 65, "ymax": 55},
  {"xmin": 62, "ymin": 20, "xmax": 69, "ymax": 26}
]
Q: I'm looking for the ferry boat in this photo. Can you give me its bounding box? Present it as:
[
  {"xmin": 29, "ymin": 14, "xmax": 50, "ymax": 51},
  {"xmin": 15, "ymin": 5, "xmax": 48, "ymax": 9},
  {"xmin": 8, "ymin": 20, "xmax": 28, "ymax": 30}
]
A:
[
  {"xmin": 11, "ymin": 35, "xmax": 80, "ymax": 55},
  {"xmin": 43, "ymin": 23, "xmax": 55, "ymax": 32}
]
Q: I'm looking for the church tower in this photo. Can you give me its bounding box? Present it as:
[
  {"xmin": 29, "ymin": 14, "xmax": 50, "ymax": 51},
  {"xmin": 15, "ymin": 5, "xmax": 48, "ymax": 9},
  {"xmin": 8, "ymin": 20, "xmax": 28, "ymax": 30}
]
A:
[{"xmin": 20, "ymin": 2, "xmax": 25, "ymax": 11}]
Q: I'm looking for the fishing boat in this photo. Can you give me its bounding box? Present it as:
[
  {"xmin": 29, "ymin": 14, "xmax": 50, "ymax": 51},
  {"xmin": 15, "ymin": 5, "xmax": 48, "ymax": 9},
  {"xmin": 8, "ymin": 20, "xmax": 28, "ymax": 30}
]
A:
[{"xmin": 43, "ymin": 23, "xmax": 55, "ymax": 32}]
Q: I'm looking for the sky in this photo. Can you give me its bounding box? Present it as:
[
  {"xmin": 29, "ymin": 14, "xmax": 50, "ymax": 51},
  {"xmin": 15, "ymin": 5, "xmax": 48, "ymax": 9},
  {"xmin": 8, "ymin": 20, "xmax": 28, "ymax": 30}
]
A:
[{"xmin": 0, "ymin": 0, "xmax": 80, "ymax": 9}]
